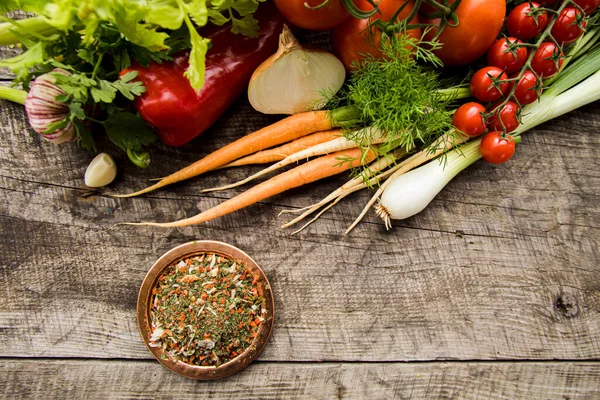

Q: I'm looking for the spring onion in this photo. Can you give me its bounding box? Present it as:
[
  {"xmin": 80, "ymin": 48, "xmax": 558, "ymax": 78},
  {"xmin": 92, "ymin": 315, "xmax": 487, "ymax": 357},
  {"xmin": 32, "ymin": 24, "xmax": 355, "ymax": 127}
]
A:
[{"xmin": 376, "ymin": 66, "xmax": 600, "ymax": 225}]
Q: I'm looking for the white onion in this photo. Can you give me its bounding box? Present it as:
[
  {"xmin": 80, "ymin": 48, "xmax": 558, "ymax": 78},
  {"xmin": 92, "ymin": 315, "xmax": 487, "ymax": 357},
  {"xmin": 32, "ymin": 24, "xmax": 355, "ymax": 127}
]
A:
[
  {"xmin": 376, "ymin": 141, "xmax": 481, "ymax": 227},
  {"xmin": 248, "ymin": 25, "xmax": 346, "ymax": 115}
]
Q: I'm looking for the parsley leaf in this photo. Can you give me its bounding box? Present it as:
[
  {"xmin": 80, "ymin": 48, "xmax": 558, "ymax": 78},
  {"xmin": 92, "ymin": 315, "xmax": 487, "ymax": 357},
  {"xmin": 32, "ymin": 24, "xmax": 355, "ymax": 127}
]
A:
[{"xmin": 103, "ymin": 112, "xmax": 158, "ymax": 154}]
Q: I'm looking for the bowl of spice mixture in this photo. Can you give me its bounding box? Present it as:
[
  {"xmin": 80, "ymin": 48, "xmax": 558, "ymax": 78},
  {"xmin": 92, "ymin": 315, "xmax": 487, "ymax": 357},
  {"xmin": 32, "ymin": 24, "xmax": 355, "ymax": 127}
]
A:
[{"xmin": 137, "ymin": 240, "xmax": 274, "ymax": 380}]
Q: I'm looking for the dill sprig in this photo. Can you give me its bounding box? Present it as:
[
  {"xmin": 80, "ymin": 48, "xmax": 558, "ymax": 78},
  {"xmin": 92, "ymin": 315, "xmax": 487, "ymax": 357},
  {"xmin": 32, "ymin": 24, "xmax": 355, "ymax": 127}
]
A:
[{"xmin": 338, "ymin": 34, "xmax": 455, "ymax": 155}]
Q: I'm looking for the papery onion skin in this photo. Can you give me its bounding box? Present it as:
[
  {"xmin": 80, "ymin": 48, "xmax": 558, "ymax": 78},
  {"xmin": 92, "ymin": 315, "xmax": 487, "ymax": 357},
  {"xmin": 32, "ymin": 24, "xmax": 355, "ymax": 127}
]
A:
[
  {"xmin": 248, "ymin": 25, "xmax": 346, "ymax": 115},
  {"xmin": 25, "ymin": 68, "xmax": 75, "ymax": 144}
]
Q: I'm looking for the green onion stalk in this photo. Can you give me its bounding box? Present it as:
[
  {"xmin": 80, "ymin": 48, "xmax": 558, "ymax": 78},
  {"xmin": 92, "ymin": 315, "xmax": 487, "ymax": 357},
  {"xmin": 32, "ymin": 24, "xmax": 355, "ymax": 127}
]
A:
[{"xmin": 374, "ymin": 32, "xmax": 600, "ymax": 228}]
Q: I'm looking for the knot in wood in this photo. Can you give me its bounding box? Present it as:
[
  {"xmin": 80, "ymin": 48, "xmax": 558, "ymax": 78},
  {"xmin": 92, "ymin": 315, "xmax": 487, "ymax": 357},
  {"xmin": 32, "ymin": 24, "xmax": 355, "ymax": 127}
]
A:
[{"xmin": 553, "ymin": 293, "xmax": 579, "ymax": 318}]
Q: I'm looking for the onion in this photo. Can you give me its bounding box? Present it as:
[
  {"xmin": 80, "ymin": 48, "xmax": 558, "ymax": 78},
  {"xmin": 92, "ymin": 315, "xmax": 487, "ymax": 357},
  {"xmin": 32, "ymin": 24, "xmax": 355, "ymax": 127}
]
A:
[
  {"xmin": 25, "ymin": 68, "xmax": 75, "ymax": 144},
  {"xmin": 248, "ymin": 25, "xmax": 346, "ymax": 115}
]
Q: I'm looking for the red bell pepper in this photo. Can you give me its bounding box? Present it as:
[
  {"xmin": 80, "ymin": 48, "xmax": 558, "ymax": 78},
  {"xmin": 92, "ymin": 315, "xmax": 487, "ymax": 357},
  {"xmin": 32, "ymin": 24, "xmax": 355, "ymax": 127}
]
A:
[{"xmin": 122, "ymin": 4, "xmax": 284, "ymax": 147}]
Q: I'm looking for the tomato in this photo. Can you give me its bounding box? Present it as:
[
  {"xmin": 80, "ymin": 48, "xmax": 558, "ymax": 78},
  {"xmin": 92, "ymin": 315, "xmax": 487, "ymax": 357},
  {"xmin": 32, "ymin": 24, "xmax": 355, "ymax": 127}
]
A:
[
  {"xmin": 331, "ymin": 0, "xmax": 421, "ymax": 71},
  {"xmin": 531, "ymin": 42, "xmax": 564, "ymax": 78},
  {"xmin": 453, "ymin": 102, "xmax": 486, "ymax": 137},
  {"xmin": 470, "ymin": 66, "xmax": 509, "ymax": 102},
  {"xmin": 551, "ymin": 7, "xmax": 586, "ymax": 44},
  {"xmin": 480, "ymin": 131, "xmax": 516, "ymax": 164},
  {"xmin": 487, "ymin": 37, "xmax": 528, "ymax": 75},
  {"xmin": 487, "ymin": 101, "xmax": 519, "ymax": 133},
  {"xmin": 573, "ymin": 0, "xmax": 600, "ymax": 14},
  {"xmin": 421, "ymin": 0, "xmax": 506, "ymax": 66},
  {"xmin": 510, "ymin": 70, "xmax": 541, "ymax": 105},
  {"xmin": 273, "ymin": 0, "xmax": 349, "ymax": 30},
  {"xmin": 506, "ymin": 2, "xmax": 549, "ymax": 41}
]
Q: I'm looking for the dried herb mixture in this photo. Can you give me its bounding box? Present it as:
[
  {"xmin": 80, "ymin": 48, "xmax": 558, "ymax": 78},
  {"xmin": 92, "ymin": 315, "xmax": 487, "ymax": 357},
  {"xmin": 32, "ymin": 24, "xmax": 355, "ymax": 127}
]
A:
[{"xmin": 149, "ymin": 253, "xmax": 264, "ymax": 367}]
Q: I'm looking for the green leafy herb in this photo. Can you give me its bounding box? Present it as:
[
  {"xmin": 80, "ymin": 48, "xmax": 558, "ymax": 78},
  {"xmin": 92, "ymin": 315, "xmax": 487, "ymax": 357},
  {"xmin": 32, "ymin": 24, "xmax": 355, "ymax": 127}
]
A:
[{"xmin": 340, "ymin": 34, "xmax": 454, "ymax": 154}]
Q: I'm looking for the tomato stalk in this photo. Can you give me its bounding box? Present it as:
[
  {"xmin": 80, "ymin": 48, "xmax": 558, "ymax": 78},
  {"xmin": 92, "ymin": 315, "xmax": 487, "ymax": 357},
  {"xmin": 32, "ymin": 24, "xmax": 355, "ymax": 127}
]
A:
[
  {"xmin": 485, "ymin": 0, "xmax": 573, "ymax": 130},
  {"xmin": 340, "ymin": 0, "xmax": 380, "ymax": 18},
  {"xmin": 304, "ymin": 0, "xmax": 333, "ymax": 10}
]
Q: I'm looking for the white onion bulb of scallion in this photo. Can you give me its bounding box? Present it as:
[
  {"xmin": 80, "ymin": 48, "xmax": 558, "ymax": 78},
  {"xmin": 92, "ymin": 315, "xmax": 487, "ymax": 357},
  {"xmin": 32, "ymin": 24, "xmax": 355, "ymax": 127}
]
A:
[
  {"xmin": 247, "ymin": 25, "xmax": 346, "ymax": 115},
  {"xmin": 376, "ymin": 140, "xmax": 482, "ymax": 228}
]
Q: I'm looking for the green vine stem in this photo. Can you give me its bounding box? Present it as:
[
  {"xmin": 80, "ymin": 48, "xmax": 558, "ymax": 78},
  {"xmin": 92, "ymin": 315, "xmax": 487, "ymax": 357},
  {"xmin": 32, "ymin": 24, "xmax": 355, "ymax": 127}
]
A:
[{"xmin": 488, "ymin": 0, "xmax": 572, "ymax": 134}]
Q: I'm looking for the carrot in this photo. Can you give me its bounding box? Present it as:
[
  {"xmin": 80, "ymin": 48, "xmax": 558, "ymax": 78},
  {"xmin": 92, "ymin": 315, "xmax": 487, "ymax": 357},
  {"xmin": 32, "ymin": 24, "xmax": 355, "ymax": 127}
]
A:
[
  {"xmin": 202, "ymin": 127, "xmax": 384, "ymax": 193},
  {"xmin": 221, "ymin": 129, "xmax": 341, "ymax": 168},
  {"xmin": 123, "ymin": 147, "xmax": 377, "ymax": 228},
  {"xmin": 112, "ymin": 110, "xmax": 333, "ymax": 198}
]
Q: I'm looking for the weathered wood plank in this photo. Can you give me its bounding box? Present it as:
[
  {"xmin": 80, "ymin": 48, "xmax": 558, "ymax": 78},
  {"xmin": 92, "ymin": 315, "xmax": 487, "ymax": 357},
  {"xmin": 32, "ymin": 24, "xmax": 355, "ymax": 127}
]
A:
[
  {"xmin": 1, "ymin": 360, "xmax": 599, "ymax": 399},
  {"xmin": 1, "ymin": 93, "xmax": 599, "ymax": 361}
]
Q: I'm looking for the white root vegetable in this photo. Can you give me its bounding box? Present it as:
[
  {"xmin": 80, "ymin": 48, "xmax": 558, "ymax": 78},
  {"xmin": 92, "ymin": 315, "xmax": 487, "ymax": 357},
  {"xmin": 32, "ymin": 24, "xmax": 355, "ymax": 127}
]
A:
[
  {"xmin": 376, "ymin": 140, "xmax": 480, "ymax": 228},
  {"xmin": 248, "ymin": 25, "xmax": 346, "ymax": 115},
  {"xmin": 345, "ymin": 132, "xmax": 468, "ymax": 234},
  {"xmin": 281, "ymin": 150, "xmax": 404, "ymax": 229},
  {"xmin": 202, "ymin": 127, "xmax": 385, "ymax": 193},
  {"xmin": 85, "ymin": 153, "xmax": 117, "ymax": 188}
]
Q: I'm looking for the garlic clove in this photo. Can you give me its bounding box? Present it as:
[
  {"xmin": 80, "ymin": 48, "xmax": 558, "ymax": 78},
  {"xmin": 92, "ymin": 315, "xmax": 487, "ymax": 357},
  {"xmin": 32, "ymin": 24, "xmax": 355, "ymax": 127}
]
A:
[{"xmin": 84, "ymin": 153, "xmax": 117, "ymax": 187}]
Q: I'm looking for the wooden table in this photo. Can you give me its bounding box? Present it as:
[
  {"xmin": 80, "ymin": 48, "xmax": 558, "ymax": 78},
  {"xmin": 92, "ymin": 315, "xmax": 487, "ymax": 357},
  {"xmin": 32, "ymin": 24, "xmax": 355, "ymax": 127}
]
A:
[{"xmin": 2, "ymin": 44, "xmax": 600, "ymax": 398}]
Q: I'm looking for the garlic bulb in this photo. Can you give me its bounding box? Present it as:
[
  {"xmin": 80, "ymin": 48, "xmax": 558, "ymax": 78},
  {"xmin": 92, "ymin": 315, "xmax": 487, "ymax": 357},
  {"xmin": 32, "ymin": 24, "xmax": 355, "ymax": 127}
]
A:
[
  {"xmin": 85, "ymin": 153, "xmax": 117, "ymax": 187},
  {"xmin": 248, "ymin": 25, "xmax": 346, "ymax": 115},
  {"xmin": 25, "ymin": 68, "xmax": 75, "ymax": 144}
]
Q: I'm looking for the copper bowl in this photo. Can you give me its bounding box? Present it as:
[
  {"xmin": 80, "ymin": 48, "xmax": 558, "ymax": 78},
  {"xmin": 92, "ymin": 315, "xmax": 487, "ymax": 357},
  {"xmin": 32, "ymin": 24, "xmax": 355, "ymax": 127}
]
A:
[{"xmin": 137, "ymin": 240, "xmax": 274, "ymax": 380}]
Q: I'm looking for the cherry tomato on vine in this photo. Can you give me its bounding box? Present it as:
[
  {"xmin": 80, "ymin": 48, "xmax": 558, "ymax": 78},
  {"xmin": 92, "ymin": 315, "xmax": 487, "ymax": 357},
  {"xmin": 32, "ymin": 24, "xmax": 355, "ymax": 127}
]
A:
[
  {"xmin": 487, "ymin": 101, "xmax": 520, "ymax": 133},
  {"xmin": 487, "ymin": 37, "xmax": 528, "ymax": 75},
  {"xmin": 470, "ymin": 66, "xmax": 509, "ymax": 102},
  {"xmin": 551, "ymin": 7, "xmax": 586, "ymax": 44},
  {"xmin": 331, "ymin": 0, "xmax": 421, "ymax": 71},
  {"xmin": 573, "ymin": 0, "xmax": 600, "ymax": 14},
  {"xmin": 421, "ymin": 0, "xmax": 506, "ymax": 66},
  {"xmin": 510, "ymin": 70, "xmax": 541, "ymax": 105},
  {"xmin": 273, "ymin": 0, "xmax": 350, "ymax": 30},
  {"xmin": 453, "ymin": 102, "xmax": 487, "ymax": 137},
  {"xmin": 480, "ymin": 131, "xmax": 516, "ymax": 164},
  {"xmin": 531, "ymin": 42, "xmax": 564, "ymax": 78},
  {"xmin": 506, "ymin": 2, "xmax": 548, "ymax": 41}
]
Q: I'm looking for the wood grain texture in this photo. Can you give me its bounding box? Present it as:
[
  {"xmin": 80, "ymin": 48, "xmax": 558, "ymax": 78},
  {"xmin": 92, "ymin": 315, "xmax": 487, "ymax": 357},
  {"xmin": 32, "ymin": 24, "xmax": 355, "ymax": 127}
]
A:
[
  {"xmin": 1, "ymin": 95, "xmax": 599, "ymax": 361},
  {"xmin": 1, "ymin": 360, "xmax": 599, "ymax": 399},
  {"xmin": 1, "ymin": 25, "xmax": 600, "ymax": 398}
]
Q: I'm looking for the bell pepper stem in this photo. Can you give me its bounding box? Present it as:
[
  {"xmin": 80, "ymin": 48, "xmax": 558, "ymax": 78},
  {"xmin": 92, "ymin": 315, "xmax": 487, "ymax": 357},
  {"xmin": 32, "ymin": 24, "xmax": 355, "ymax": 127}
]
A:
[{"xmin": 0, "ymin": 85, "xmax": 27, "ymax": 105}]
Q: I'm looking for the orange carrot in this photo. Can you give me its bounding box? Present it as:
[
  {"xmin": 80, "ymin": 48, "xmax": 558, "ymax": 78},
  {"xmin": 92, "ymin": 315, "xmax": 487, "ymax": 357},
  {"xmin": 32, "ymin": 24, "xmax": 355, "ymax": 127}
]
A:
[
  {"xmin": 221, "ymin": 129, "xmax": 341, "ymax": 168},
  {"xmin": 123, "ymin": 147, "xmax": 377, "ymax": 228},
  {"xmin": 112, "ymin": 110, "xmax": 333, "ymax": 198}
]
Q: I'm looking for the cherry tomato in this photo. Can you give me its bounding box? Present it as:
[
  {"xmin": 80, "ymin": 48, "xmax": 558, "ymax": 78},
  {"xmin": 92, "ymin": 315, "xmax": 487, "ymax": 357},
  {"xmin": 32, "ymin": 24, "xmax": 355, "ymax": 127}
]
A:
[
  {"xmin": 273, "ymin": 0, "xmax": 349, "ymax": 30},
  {"xmin": 510, "ymin": 70, "xmax": 541, "ymax": 105},
  {"xmin": 331, "ymin": 0, "xmax": 421, "ymax": 71},
  {"xmin": 487, "ymin": 37, "xmax": 528, "ymax": 75},
  {"xmin": 480, "ymin": 131, "xmax": 516, "ymax": 164},
  {"xmin": 453, "ymin": 102, "xmax": 486, "ymax": 137},
  {"xmin": 531, "ymin": 42, "xmax": 564, "ymax": 78},
  {"xmin": 551, "ymin": 7, "xmax": 586, "ymax": 44},
  {"xmin": 470, "ymin": 66, "xmax": 509, "ymax": 102},
  {"xmin": 487, "ymin": 101, "xmax": 520, "ymax": 133},
  {"xmin": 506, "ymin": 2, "xmax": 548, "ymax": 41},
  {"xmin": 422, "ymin": 0, "xmax": 506, "ymax": 66},
  {"xmin": 573, "ymin": 0, "xmax": 600, "ymax": 14}
]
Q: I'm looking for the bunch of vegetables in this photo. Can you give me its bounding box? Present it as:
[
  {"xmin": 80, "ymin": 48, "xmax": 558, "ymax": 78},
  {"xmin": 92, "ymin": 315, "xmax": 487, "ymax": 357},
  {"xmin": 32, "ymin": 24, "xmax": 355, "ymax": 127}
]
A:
[
  {"xmin": 110, "ymin": 0, "xmax": 599, "ymax": 233},
  {"xmin": 0, "ymin": 0, "xmax": 275, "ymax": 166},
  {"xmin": 1, "ymin": 0, "xmax": 599, "ymax": 233}
]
